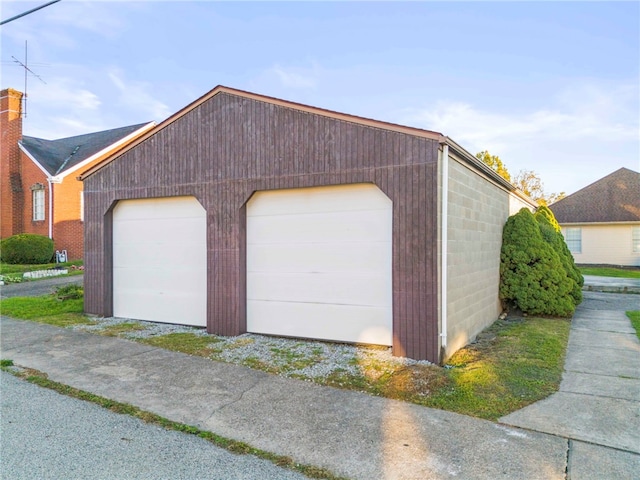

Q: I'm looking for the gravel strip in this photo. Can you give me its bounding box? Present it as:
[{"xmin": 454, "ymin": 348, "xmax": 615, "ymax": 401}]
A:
[{"xmin": 72, "ymin": 316, "xmax": 433, "ymax": 380}]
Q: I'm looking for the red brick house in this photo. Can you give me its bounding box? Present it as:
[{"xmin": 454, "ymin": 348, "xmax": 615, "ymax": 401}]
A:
[{"xmin": 0, "ymin": 88, "xmax": 154, "ymax": 259}]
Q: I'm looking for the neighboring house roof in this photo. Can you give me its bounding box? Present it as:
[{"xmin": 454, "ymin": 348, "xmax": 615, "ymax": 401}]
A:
[
  {"xmin": 77, "ymin": 85, "xmax": 517, "ymax": 193},
  {"xmin": 550, "ymin": 167, "xmax": 640, "ymax": 224},
  {"xmin": 20, "ymin": 122, "xmax": 153, "ymax": 178}
]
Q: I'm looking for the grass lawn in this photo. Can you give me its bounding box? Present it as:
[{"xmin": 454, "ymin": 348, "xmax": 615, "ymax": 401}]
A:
[
  {"xmin": 0, "ymin": 295, "xmax": 90, "ymax": 327},
  {"xmin": 0, "ymin": 293, "xmax": 571, "ymax": 421},
  {"xmin": 579, "ymin": 266, "xmax": 640, "ymax": 279},
  {"xmin": 0, "ymin": 261, "xmax": 84, "ymax": 284},
  {"xmin": 627, "ymin": 311, "xmax": 640, "ymax": 340},
  {"xmin": 0, "ymin": 260, "xmax": 84, "ymax": 275}
]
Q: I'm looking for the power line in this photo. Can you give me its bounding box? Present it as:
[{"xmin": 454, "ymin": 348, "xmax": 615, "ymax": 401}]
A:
[{"xmin": 0, "ymin": 0, "xmax": 61, "ymax": 26}]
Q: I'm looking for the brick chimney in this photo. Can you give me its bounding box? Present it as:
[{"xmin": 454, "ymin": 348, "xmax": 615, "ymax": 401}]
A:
[{"xmin": 0, "ymin": 88, "xmax": 24, "ymax": 238}]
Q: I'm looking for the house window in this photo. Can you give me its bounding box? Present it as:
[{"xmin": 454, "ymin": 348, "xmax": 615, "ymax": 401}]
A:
[
  {"xmin": 32, "ymin": 185, "xmax": 45, "ymax": 221},
  {"xmin": 633, "ymin": 227, "xmax": 640, "ymax": 253},
  {"xmin": 565, "ymin": 227, "xmax": 581, "ymax": 254}
]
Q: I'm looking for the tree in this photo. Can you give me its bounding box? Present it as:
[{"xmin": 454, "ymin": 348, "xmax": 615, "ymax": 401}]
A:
[
  {"xmin": 475, "ymin": 151, "xmax": 511, "ymax": 182},
  {"xmin": 512, "ymin": 169, "xmax": 565, "ymax": 206},
  {"xmin": 476, "ymin": 150, "xmax": 565, "ymax": 205}
]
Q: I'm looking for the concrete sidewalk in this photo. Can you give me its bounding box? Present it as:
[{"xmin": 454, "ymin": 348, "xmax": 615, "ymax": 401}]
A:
[
  {"xmin": 501, "ymin": 301, "xmax": 640, "ymax": 477},
  {"xmin": 1, "ymin": 297, "xmax": 639, "ymax": 479}
]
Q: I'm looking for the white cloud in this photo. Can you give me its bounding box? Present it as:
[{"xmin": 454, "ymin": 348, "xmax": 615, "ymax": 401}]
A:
[
  {"xmin": 21, "ymin": 78, "xmax": 106, "ymax": 138},
  {"xmin": 404, "ymin": 84, "xmax": 638, "ymax": 155},
  {"xmin": 400, "ymin": 82, "xmax": 639, "ymax": 194},
  {"xmin": 270, "ymin": 64, "xmax": 318, "ymax": 89},
  {"xmin": 108, "ymin": 68, "xmax": 171, "ymax": 121}
]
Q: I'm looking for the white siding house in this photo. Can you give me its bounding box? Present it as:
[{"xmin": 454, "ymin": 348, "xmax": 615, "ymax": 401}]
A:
[{"xmin": 550, "ymin": 168, "xmax": 640, "ymax": 267}]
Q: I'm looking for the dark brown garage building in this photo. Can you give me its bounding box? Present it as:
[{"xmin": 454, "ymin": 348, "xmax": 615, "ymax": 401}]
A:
[{"xmin": 81, "ymin": 86, "xmax": 534, "ymax": 363}]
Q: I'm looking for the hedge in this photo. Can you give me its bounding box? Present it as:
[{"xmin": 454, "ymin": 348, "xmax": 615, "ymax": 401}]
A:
[{"xmin": 0, "ymin": 234, "xmax": 54, "ymax": 264}]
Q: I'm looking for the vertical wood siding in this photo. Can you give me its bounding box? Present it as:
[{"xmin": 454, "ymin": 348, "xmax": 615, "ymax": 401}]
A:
[{"xmin": 84, "ymin": 92, "xmax": 440, "ymax": 361}]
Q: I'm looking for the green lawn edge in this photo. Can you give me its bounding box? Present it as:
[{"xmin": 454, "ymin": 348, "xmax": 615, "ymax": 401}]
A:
[
  {"xmin": 1, "ymin": 294, "xmax": 571, "ymax": 421},
  {"xmin": 627, "ymin": 311, "xmax": 640, "ymax": 340},
  {"xmin": 579, "ymin": 266, "xmax": 640, "ymax": 279}
]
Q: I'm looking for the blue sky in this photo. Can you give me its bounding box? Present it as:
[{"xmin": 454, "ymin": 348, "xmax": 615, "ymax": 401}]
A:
[{"xmin": 1, "ymin": 1, "xmax": 638, "ymax": 196}]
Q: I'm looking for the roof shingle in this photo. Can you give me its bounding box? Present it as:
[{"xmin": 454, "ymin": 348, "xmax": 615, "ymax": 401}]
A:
[
  {"xmin": 20, "ymin": 123, "xmax": 150, "ymax": 176},
  {"xmin": 549, "ymin": 168, "xmax": 640, "ymax": 223}
]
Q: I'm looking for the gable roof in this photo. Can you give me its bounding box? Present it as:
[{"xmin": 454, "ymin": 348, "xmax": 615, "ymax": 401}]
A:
[
  {"xmin": 549, "ymin": 168, "xmax": 640, "ymax": 224},
  {"xmin": 20, "ymin": 122, "xmax": 154, "ymax": 178},
  {"xmin": 77, "ymin": 85, "xmax": 516, "ymax": 193}
]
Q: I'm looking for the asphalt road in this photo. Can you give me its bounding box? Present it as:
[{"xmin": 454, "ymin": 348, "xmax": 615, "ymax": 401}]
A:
[
  {"xmin": 0, "ymin": 371, "xmax": 306, "ymax": 480},
  {"xmin": 0, "ymin": 274, "xmax": 83, "ymax": 299}
]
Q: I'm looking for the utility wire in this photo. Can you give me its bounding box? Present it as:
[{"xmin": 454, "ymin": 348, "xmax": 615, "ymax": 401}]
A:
[{"xmin": 0, "ymin": 0, "xmax": 61, "ymax": 26}]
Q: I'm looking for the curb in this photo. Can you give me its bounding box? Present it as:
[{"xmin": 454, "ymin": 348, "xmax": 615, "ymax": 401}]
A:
[{"xmin": 582, "ymin": 285, "xmax": 640, "ymax": 294}]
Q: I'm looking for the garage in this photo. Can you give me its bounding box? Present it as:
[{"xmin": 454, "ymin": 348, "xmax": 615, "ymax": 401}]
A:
[
  {"xmin": 246, "ymin": 183, "xmax": 393, "ymax": 345},
  {"xmin": 112, "ymin": 196, "xmax": 207, "ymax": 326}
]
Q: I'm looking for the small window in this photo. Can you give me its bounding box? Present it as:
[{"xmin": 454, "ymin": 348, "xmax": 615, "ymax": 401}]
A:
[
  {"xmin": 633, "ymin": 226, "xmax": 640, "ymax": 253},
  {"xmin": 565, "ymin": 227, "xmax": 581, "ymax": 254},
  {"xmin": 32, "ymin": 187, "xmax": 45, "ymax": 221}
]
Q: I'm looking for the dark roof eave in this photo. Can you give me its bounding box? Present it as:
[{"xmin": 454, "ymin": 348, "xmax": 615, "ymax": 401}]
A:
[{"xmin": 441, "ymin": 136, "xmax": 519, "ymax": 192}]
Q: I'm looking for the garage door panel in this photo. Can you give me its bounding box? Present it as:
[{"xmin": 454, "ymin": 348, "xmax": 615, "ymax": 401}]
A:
[
  {"xmin": 114, "ymin": 267, "xmax": 203, "ymax": 291},
  {"xmin": 248, "ymin": 272, "xmax": 391, "ymax": 306},
  {"xmin": 248, "ymin": 242, "xmax": 390, "ymax": 273},
  {"xmin": 248, "ymin": 210, "xmax": 391, "ymax": 244},
  {"xmin": 114, "ymin": 217, "xmax": 205, "ymax": 242},
  {"xmin": 114, "ymin": 291, "xmax": 206, "ymax": 326},
  {"xmin": 113, "ymin": 196, "xmax": 206, "ymax": 327},
  {"xmin": 247, "ymin": 300, "xmax": 392, "ymax": 345},
  {"xmin": 248, "ymin": 184, "xmax": 391, "ymax": 216},
  {"xmin": 114, "ymin": 199, "xmax": 205, "ymax": 220},
  {"xmin": 247, "ymin": 184, "xmax": 392, "ymax": 346},
  {"xmin": 113, "ymin": 241, "xmax": 206, "ymax": 268}
]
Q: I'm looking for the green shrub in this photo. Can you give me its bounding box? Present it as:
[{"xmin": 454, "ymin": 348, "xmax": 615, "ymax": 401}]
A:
[
  {"xmin": 535, "ymin": 207, "xmax": 584, "ymax": 305},
  {"xmin": 534, "ymin": 205, "xmax": 561, "ymax": 233},
  {"xmin": 54, "ymin": 284, "xmax": 84, "ymax": 301},
  {"xmin": 500, "ymin": 208, "xmax": 576, "ymax": 317},
  {"xmin": 0, "ymin": 234, "xmax": 54, "ymax": 265}
]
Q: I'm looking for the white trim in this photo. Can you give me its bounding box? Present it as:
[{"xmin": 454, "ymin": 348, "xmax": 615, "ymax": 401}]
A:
[
  {"xmin": 440, "ymin": 145, "xmax": 449, "ymax": 349},
  {"xmin": 559, "ymin": 221, "xmax": 640, "ymax": 226},
  {"xmin": 55, "ymin": 122, "xmax": 155, "ymax": 180},
  {"xmin": 80, "ymin": 191, "xmax": 84, "ymax": 222},
  {"xmin": 47, "ymin": 180, "xmax": 53, "ymax": 238},
  {"xmin": 18, "ymin": 143, "xmax": 51, "ymax": 178}
]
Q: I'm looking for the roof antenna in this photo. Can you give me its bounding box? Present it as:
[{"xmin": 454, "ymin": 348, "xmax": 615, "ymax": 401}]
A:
[{"xmin": 11, "ymin": 40, "xmax": 46, "ymax": 118}]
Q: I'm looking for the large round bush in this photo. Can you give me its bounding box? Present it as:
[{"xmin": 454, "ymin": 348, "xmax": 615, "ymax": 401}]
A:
[
  {"xmin": 500, "ymin": 208, "xmax": 576, "ymax": 317},
  {"xmin": 0, "ymin": 234, "xmax": 54, "ymax": 264}
]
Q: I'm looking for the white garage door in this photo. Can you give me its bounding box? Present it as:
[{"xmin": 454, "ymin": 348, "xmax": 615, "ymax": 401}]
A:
[
  {"xmin": 247, "ymin": 183, "xmax": 393, "ymax": 345},
  {"xmin": 113, "ymin": 196, "xmax": 207, "ymax": 326}
]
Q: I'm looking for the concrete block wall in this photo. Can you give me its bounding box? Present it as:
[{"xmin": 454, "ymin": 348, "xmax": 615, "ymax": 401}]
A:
[{"xmin": 443, "ymin": 156, "xmax": 510, "ymax": 360}]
